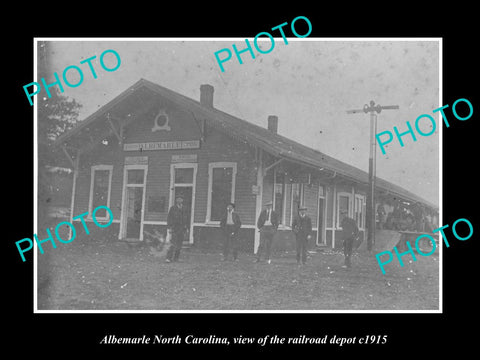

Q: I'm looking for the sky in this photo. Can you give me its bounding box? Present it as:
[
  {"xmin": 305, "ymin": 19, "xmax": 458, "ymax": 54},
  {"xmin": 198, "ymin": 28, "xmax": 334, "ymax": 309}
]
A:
[{"xmin": 41, "ymin": 38, "xmax": 440, "ymax": 206}]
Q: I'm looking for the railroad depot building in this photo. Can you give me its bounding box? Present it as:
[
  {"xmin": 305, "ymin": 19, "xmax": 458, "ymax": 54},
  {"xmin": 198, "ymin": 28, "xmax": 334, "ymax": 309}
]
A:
[{"xmin": 54, "ymin": 78, "xmax": 438, "ymax": 253}]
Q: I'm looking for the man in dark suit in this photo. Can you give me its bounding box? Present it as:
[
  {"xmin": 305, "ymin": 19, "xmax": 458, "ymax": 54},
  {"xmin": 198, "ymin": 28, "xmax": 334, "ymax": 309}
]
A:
[
  {"xmin": 166, "ymin": 196, "xmax": 189, "ymax": 263},
  {"xmin": 292, "ymin": 206, "xmax": 313, "ymax": 265},
  {"xmin": 377, "ymin": 203, "xmax": 386, "ymax": 230},
  {"xmin": 256, "ymin": 201, "xmax": 279, "ymax": 264},
  {"xmin": 220, "ymin": 202, "xmax": 242, "ymax": 261},
  {"xmin": 340, "ymin": 209, "xmax": 359, "ymax": 268}
]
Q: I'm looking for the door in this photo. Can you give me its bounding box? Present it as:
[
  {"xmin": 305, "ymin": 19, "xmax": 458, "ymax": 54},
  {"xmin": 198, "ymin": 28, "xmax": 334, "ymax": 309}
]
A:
[
  {"xmin": 170, "ymin": 163, "xmax": 197, "ymax": 243},
  {"xmin": 121, "ymin": 165, "xmax": 147, "ymax": 240},
  {"xmin": 316, "ymin": 184, "xmax": 326, "ymax": 246},
  {"xmin": 125, "ymin": 187, "xmax": 144, "ymax": 238},
  {"xmin": 317, "ymin": 197, "xmax": 326, "ymax": 245}
]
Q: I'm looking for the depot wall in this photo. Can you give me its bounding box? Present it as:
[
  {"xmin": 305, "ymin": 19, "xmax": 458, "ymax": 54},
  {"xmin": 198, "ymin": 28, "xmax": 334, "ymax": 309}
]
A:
[{"xmin": 72, "ymin": 109, "xmax": 259, "ymax": 250}]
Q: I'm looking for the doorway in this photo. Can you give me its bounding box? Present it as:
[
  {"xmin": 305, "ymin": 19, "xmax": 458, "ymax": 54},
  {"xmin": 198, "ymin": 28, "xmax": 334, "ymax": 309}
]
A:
[
  {"xmin": 317, "ymin": 191, "xmax": 326, "ymax": 246},
  {"xmin": 121, "ymin": 165, "xmax": 147, "ymax": 240},
  {"xmin": 125, "ymin": 187, "xmax": 144, "ymax": 238},
  {"xmin": 170, "ymin": 163, "xmax": 197, "ymax": 243}
]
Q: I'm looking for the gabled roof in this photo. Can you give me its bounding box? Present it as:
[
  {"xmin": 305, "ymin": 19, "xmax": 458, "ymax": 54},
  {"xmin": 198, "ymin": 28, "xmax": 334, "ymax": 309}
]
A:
[{"xmin": 55, "ymin": 78, "xmax": 438, "ymax": 211}]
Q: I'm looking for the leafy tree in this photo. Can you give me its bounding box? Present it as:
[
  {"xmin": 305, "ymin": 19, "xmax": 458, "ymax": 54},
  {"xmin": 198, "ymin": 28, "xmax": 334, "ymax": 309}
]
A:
[
  {"xmin": 37, "ymin": 41, "xmax": 82, "ymax": 166},
  {"xmin": 37, "ymin": 41, "xmax": 82, "ymax": 220},
  {"xmin": 36, "ymin": 41, "xmax": 83, "ymax": 297}
]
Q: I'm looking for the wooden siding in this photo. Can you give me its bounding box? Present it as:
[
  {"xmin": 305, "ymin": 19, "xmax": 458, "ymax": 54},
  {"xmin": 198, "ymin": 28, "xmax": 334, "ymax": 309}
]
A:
[
  {"xmin": 123, "ymin": 103, "xmax": 201, "ymax": 143},
  {"xmin": 193, "ymin": 125, "xmax": 257, "ymax": 225},
  {"xmin": 74, "ymin": 140, "xmax": 124, "ymax": 220},
  {"xmin": 69, "ymin": 94, "xmax": 370, "ymax": 249},
  {"xmin": 73, "ymin": 106, "xmax": 259, "ymax": 228}
]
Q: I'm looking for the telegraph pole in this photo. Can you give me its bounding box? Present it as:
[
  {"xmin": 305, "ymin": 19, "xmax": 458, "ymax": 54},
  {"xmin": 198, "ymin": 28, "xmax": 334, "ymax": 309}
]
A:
[{"xmin": 347, "ymin": 101, "xmax": 399, "ymax": 251}]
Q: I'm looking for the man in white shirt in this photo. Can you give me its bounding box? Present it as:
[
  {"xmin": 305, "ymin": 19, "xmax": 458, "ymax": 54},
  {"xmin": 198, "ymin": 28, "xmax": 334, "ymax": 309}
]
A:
[
  {"xmin": 292, "ymin": 206, "xmax": 313, "ymax": 265},
  {"xmin": 220, "ymin": 202, "xmax": 242, "ymax": 261},
  {"xmin": 256, "ymin": 201, "xmax": 279, "ymax": 264}
]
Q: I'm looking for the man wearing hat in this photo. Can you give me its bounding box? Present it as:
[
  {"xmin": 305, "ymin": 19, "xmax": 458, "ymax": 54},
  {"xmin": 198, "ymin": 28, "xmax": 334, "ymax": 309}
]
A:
[
  {"xmin": 220, "ymin": 202, "xmax": 242, "ymax": 261},
  {"xmin": 292, "ymin": 206, "xmax": 313, "ymax": 265},
  {"xmin": 166, "ymin": 195, "xmax": 189, "ymax": 263},
  {"xmin": 340, "ymin": 209, "xmax": 359, "ymax": 268},
  {"xmin": 256, "ymin": 201, "xmax": 279, "ymax": 264}
]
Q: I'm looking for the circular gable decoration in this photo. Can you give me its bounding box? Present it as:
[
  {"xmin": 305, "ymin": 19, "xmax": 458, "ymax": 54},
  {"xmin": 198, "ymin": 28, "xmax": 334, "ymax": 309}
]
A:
[{"xmin": 152, "ymin": 108, "xmax": 171, "ymax": 132}]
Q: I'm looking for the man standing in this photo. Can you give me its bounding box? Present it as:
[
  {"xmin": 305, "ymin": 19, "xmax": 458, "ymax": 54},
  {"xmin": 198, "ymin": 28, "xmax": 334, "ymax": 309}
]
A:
[
  {"xmin": 340, "ymin": 209, "xmax": 359, "ymax": 268},
  {"xmin": 377, "ymin": 203, "xmax": 386, "ymax": 230},
  {"xmin": 220, "ymin": 203, "xmax": 242, "ymax": 261},
  {"xmin": 166, "ymin": 196, "xmax": 188, "ymax": 263},
  {"xmin": 292, "ymin": 206, "xmax": 312, "ymax": 265},
  {"xmin": 256, "ymin": 201, "xmax": 279, "ymax": 264}
]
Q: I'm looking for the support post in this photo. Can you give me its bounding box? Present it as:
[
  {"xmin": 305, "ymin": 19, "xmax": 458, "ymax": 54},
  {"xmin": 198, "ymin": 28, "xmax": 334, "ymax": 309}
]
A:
[
  {"xmin": 254, "ymin": 148, "xmax": 264, "ymax": 254},
  {"xmin": 61, "ymin": 145, "xmax": 75, "ymax": 168},
  {"xmin": 367, "ymin": 111, "xmax": 376, "ymax": 251},
  {"xmin": 346, "ymin": 100, "xmax": 399, "ymax": 252},
  {"xmin": 263, "ymin": 158, "xmax": 283, "ymax": 175},
  {"xmin": 68, "ymin": 152, "xmax": 80, "ymax": 239}
]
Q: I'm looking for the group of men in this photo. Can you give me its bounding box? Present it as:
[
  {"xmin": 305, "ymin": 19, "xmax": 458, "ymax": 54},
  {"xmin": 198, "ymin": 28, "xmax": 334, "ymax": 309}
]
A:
[{"xmin": 165, "ymin": 196, "xmax": 359, "ymax": 268}]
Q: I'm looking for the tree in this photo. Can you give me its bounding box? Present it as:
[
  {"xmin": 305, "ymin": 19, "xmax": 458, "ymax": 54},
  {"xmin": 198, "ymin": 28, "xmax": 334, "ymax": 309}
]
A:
[
  {"xmin": 36, "ymin": 41, "xmax": 83, "ymax": 301},
  {"xmin": 37, "ymin": 41, "xmax": 82, "ymax": 167},
  {"xmin": 37, "ymin": 41, "xmax": 82, "ymax": 220}
]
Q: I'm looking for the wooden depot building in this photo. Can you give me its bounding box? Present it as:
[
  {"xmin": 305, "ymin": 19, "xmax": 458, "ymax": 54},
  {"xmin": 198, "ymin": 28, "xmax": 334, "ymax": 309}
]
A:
[{"xmin": 54, "ymin": 79, "xmax": 438, "ymax": 253}]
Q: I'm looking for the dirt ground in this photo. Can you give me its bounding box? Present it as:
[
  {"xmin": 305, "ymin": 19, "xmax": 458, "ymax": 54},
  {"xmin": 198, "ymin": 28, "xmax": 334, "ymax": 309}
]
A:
[{"xmin": 36, "ymin": 235, "xmax": 440, "ymax": 311}]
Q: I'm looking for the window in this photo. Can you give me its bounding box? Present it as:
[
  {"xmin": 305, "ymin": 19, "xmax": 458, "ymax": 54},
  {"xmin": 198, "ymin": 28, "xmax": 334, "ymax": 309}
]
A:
[
  {"xmin": 212, "ymin": 168, "xmax": 233, "ymax": 220},
  {"xmin": 318, "ymin": 185, "xmax": 324, "ymax": 197},
  {"xmin": 336, "ymin": 192, "xmax": 352, "ymax": 229},
  {"xmin": 290, "ymin": 183, "xmax": 304, "ymax": 225},
  {"xmin": 89, "ymin": 165, "xmax": 113, "ymax": 219},
  {"xmin": 174, "ymin": 168, "xmax": 194, "ymax": 184},
  {"xmin": 273, "ymin": 169, "xmax": 285, "ymax": 224},
  {"xmin": 127, "ymin": 169, "xmax": 145, "ymax": 184},
  {"xmin": 354, "ymin": 194, "xmax": 366, "ymax": 229},
  {"xmin": 207, "ymin": 162, "xmax": 237, "ymax": 222}
]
